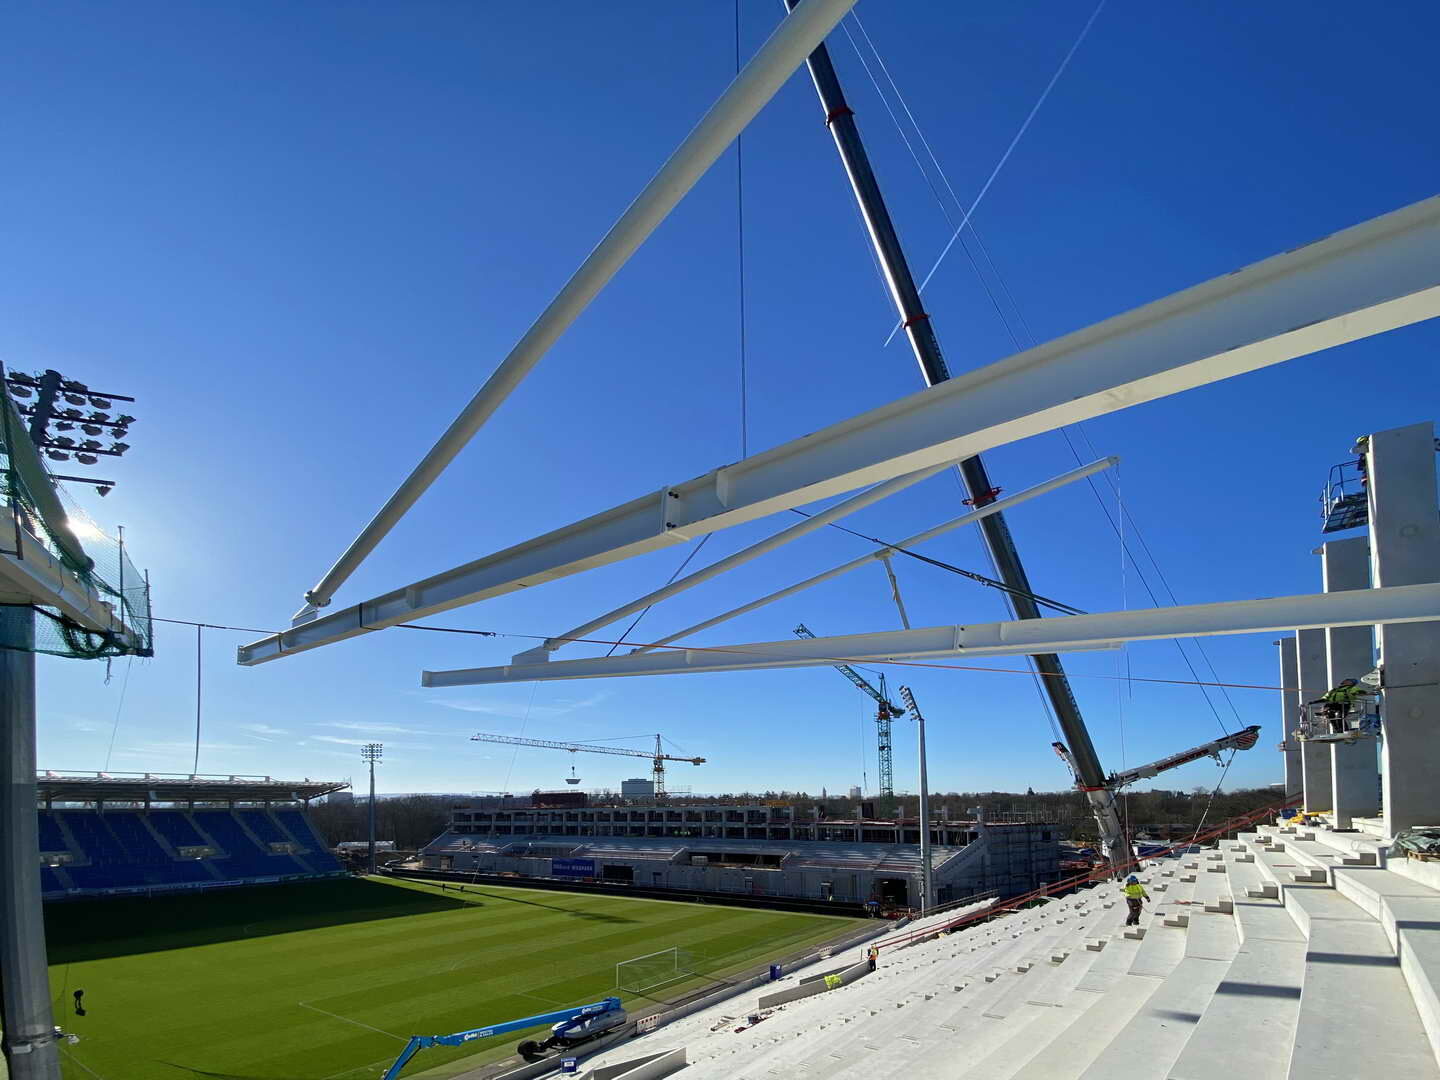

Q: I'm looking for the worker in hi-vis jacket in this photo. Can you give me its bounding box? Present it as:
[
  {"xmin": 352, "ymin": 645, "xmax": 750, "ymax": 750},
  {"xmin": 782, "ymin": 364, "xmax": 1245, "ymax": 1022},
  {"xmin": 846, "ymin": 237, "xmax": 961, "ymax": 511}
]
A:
[{"xmin": 1123, "ymin": 875, "xmax": 1149, "ymax": 926}]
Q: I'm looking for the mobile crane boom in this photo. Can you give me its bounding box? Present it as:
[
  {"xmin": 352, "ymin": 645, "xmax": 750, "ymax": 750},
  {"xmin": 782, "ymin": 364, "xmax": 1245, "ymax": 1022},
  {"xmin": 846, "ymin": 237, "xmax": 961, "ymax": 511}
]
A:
[{"xmin": 1051, "ymin": 725, "xmax": 1263, "ymax": 805}]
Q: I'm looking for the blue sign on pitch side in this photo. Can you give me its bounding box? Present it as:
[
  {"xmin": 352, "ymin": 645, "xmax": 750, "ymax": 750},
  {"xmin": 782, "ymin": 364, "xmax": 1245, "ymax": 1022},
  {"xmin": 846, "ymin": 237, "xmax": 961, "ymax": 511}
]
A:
[{"xmin": 552, "ymin": 858, "xmax": 596, "ymax": 879}]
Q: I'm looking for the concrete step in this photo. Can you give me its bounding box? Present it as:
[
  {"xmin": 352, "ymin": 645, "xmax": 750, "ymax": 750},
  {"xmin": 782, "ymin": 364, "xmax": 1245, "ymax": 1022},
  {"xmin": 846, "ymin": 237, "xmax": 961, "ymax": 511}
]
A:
[
  {"xmin": 1010, "ymin": 975, "xmax": 1170, "ymax": 1080},
  {"xmin": 1079, "ymin": 957, "xmax": 1235, "ymax": 1080},
  {"xmin": 1169, "ymin": 934, "xmax": 1304, "ymax": 1080},
  {"xmin": 1283, "ymin": 886, "xmax": 1440, "ymax": 1080}
]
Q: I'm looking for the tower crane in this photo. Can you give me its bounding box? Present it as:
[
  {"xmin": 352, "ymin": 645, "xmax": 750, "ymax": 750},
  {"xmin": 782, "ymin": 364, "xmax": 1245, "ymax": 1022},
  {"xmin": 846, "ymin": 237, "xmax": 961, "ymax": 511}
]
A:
[
  {"xmin": 468, "ymin": 732, "xmax": 704, "ymax": 803},
  {"xmin": 794, "ymin": 623, "xmax": 905, "ymax": 801}
]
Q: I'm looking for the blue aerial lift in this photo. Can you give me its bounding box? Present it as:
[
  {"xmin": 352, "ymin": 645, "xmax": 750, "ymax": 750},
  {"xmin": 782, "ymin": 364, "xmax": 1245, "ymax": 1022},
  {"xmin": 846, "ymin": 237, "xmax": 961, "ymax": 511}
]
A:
[{"xmin": 381, "ymin": 997, "xmax": 626, "ymax": 1079}]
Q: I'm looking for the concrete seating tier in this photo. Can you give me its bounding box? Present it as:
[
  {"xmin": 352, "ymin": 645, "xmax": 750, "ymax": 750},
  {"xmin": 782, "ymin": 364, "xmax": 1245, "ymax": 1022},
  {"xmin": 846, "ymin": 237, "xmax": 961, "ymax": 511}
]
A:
[{"xmin": 564, "ymin": 830, "xmax": 1440, "ymax": 1080}]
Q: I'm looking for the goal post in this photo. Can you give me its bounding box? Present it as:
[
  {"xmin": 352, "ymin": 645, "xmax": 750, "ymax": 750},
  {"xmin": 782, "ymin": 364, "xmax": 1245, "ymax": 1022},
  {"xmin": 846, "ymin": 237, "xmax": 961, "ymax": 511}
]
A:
[{"xmin": 614, "ymin": 946, "xmax": 693, "ymax": 993}]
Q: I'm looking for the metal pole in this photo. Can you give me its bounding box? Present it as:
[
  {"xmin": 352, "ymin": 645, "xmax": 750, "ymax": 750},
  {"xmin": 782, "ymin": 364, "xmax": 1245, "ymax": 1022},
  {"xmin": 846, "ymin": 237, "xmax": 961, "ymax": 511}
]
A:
[
  {"xmin": 302, "ymin": 0, "xmax": 860, "ymax": 613},
  {"xmin": 917, "ymin": 708, "xmax": 932, "ymax": 912},
  {"xmin": 361, "ymin": 744, "xmax": 382, "ymax": 874},
  {"xmin": 784, "ymin": 0, "xmax": 1124, "ymax": 865},
  {"xmin": 900, "ymin": 686, "xmax": 932, "ymax": 912},
  {"xmin": 0, "ymin": 605, "xmax": 62, "ymax": 1078}
]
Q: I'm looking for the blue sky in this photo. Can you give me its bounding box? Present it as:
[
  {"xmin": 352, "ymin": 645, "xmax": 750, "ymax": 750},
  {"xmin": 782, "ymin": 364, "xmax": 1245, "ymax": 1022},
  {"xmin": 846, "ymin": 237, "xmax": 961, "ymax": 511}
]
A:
[{"xmin": 5, "ymin": 1, "xmax": 1438, "ymax": 800}]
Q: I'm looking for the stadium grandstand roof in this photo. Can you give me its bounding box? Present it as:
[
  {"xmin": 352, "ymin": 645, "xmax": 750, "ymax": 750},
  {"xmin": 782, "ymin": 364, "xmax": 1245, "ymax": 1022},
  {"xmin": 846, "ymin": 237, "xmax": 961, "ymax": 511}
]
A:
[{"xmin": 37, "ymin": 771, "xmax": 348, "ymax": 805}]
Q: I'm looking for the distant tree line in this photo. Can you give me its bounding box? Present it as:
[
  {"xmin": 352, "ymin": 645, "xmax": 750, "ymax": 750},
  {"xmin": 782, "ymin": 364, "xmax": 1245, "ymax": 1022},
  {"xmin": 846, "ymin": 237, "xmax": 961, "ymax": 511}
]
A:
[{"xmin": 307, "ymin": 795, "xmax": 457, "ymax": 851}]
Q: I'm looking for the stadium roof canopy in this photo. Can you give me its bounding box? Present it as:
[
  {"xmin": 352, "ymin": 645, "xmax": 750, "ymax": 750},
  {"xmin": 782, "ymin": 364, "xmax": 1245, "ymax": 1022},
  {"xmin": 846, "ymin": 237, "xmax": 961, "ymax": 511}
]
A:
[{"xmin": 37, "ymin": 771, "xmax": 349, "ymax": 805}]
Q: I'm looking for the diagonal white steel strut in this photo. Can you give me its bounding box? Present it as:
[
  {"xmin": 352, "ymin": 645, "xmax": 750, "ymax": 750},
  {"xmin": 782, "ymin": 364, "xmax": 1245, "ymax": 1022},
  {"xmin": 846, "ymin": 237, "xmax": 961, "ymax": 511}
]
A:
[
  {"xmin": 239, "ymin": 194, "xmax": 1440, "ymax": 666},
  {"xmin": 299, "ymin": 0, "xmax": 860, "ymax": 615},
  {"xmin": 629, "ymin": 457, "xmax": 1116, "ymax": 654},
  {"xmin": 525, "ymin": 458, "xmax": 960, "ymax": 659},
  {"xmin": 420, "ymin": 583, "xmax": 1440, "ymax": 687}
]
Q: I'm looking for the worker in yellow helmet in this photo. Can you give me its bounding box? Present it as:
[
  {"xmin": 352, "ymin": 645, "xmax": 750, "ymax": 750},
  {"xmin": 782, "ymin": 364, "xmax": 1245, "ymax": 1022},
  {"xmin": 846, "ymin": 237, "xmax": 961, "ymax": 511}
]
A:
[{"xmin": 1123, "ymin": 875, "xmax": 1149, "ymax": 926}]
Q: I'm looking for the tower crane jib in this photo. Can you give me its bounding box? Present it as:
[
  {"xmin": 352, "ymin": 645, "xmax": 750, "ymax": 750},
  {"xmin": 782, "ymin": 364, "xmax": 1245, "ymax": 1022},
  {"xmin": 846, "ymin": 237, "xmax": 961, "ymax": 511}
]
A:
[{"xmin": 468, "ymin": 732, "xmax": 705, "ymax": 803}]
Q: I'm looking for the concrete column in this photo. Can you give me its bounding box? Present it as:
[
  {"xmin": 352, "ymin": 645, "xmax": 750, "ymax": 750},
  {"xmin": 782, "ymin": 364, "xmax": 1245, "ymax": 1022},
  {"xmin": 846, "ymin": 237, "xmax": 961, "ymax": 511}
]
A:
[
  {"xmin": 1277, "ymin": 638, "xmax": 1302, "ymax": 797},
  {"xmin": 1367, "ymin": 422, "xmax": 1440, "ymax": 835},
  {"xmin": 1296, "ymin": 628, "xmax": 1332, "ymax": 812},
  {"xmin": 1322, "ymin": 538, "xmax": 1381, "ymax": 828}
]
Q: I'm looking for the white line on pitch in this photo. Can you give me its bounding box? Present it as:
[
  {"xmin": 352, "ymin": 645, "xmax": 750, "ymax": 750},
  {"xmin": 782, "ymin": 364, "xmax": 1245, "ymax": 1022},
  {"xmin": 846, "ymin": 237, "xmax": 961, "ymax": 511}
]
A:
[
  {"xmin": 62, "ymin": 1050, "xmax": 108, "ymax": 1080},
  {"xmin": 298, "ymin": 1001, "xmax": 405, "ymax": 1041}
]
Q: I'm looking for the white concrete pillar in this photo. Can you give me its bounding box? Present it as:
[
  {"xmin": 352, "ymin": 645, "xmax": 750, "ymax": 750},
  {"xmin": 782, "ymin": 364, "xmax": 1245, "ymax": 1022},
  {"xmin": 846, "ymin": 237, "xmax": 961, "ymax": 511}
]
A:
[
  {"xmin": 1367, "ymin": 422, "xmax": 1440, "ymax": 835},
  {"xmin": 1277, "ymin": 637, "xmax": 1302, "ymax": 797},
  {"xmin": 1296, "ymin": 628, "xmax": 1332, "ymax": 812},
  {"xmin": 1321, "ymin": 537, "xmax": 1380, "ymax": 828}
]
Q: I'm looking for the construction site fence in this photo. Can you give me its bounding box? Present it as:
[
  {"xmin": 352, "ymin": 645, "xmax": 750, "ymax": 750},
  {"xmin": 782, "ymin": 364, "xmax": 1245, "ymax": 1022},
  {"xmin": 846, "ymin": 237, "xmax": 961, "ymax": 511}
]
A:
[{"xmin": 878, "ymin": 793, "xmax": 1302, "ymax": 952}]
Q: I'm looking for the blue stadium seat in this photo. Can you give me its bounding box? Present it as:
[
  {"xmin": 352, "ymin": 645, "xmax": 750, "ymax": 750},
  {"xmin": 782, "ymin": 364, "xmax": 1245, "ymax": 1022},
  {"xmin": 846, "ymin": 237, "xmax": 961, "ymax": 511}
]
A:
[
  {"xmin": 238, "ymin": 809, "xmax": 288, "ymax": 845},
  {"xmin": 40, "ymin": 807, "xmax": 342, "ymax": 896},
  {"xmin": 148, "ymin": 810, "xmax": 208, "ymax": 849},
  {"xmin": 276, "ymin": 809, "xmax": 343, "ymax": 871},
  {"xmin": 192, "ymin": 811, "xmax": 310, "ymax": 878},
  {"xmin": 38, "ymin": 811, "xmax": 66, "ymax": 853}
]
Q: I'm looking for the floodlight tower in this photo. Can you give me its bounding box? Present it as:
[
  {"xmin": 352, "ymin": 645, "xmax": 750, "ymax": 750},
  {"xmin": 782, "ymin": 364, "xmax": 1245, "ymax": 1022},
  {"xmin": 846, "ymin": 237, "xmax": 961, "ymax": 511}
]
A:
[
  {"xmin": 361, "ymin": 743, "xmax": 383, "ymax": 873},
  {"xmin": 4, "ymin": 368, "xmax": 136, "ymax": 495}
]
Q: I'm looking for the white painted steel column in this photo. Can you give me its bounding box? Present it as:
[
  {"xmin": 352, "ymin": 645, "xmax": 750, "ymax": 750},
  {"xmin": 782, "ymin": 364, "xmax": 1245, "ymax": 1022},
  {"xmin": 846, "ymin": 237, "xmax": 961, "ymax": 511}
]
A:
[
  {"xmin": 1296, "ymin": 628, "xmax": 1332, "ymax": 812},
  {"xmin": 0, "ymin": 606, "xmax": 61, "ymax": 1079},
  {"xmin": 1368, "ymin": 423, "xmax": 1440, "ymax": 835},
  {"xmin": 300, "ymin": 0, "xmax": 860, "ymax": 612},
  {"xmin": 1322, "ymin": 537, "xmax": 1380, "ymax": 828},
  {"xmin": 1277, "ymin": 637, "xmax": 1302, "ymax": 798}
]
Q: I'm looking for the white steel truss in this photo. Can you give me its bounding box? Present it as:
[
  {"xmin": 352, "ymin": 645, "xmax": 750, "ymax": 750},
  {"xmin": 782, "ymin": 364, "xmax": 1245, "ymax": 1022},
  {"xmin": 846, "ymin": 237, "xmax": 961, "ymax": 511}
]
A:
[
  {"xmin": 239, "ymin": 194, "xmax": 1440, "ymax": 667},
  {"xmin": 420, "ymin": 582, "xmax": 1440, "ymax": 687}
]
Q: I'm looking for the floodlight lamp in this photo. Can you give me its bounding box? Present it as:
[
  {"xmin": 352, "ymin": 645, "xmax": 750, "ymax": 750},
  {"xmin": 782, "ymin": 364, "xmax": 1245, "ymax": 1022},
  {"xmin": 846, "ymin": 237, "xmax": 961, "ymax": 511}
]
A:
[
  {"xmin": 52, "ymin": 436, "xmax": 75, "ymax": 448},
  {"xmin": 8, "ymin": 384, "xmax": 32, "ymax": 398},
  {"xmin": 88, "ymin": 410, "xmax": 110, "ymax": 422},
  {"xmin": 63, "ymin": 393, "xmax": 88, "ymax": 406},
  {"xmin": 96, "ymin": 485, "xmax": 112, "ymax": 497},
  {"xmin": 54, "ymin": 422, "xmax": 75, "ymax": 432},
  {"xmin": 9, "ymin": 372, "xmax": 36, "ymax": 386},
  {"xmin": 89, "ymin": 397, "xmax": 112, "ymax": 410},
  {"xmin": 111, "ymin": 427, "xmax": 129, "ymax": 439},
  {"xmin": 45, "ymin": 450, "xmax": 70, "ymax": 462},
  {"xmin": 111, "ymin": 441, "xmax": 130, "ymax": 454},
  {"xmin": 59, "ymin": 408, "xmax": 83, "ymax": 419},
  {"xmin": 82, "ymin": 424, "xmax": 103, "ymax": 436},
  {"xmin": 79, "ymin": 439, "xmax": 102, "ymax": 451},
  {"xmin": 115, "ymin": 414, "xmax": 136, "ymax": 426},
  {"xmin": 60, "ymin": 380, "xmax": 87, "ymax": 393},
  {"xmin": 77, "ymin": 454, "xmax": 99, "ymax": 465}
]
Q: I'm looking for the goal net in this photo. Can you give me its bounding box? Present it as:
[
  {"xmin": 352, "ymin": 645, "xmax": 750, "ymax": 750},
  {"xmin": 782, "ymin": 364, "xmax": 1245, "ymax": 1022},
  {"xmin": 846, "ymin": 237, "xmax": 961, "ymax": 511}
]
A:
[{"xmin": 614, "ymin": 947, "xmax": 693, "ymax": 993}]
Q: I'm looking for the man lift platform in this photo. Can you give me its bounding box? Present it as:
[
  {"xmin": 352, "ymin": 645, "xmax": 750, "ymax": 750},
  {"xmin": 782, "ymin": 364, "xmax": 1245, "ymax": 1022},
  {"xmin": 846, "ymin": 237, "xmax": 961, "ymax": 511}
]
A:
[{"xmin": 381, "ymin": 997, "xmax": 627, "ymax": 1079}]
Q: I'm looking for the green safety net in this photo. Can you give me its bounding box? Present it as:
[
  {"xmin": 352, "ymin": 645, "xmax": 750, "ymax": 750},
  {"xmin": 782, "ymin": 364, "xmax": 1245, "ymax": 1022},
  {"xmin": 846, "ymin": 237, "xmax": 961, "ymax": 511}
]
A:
[{"xmin": 0, "ymin": 390, "xmax": 152, "ymax": 660}]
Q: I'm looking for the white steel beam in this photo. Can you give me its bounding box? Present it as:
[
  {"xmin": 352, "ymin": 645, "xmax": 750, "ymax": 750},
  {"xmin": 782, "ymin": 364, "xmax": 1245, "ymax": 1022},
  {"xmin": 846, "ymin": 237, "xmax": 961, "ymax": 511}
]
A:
[
  {"xmin": 527, "ymin": 458, "xmax": 958, "ymax": 658},
  {"xmin": 239, "ymin": 195, "xmax": 1440, "ymax": 666},
  {"xmin": 0, "ymin": 523, "xmax": 146, "ymax": 650},
  {"xmin": 629, "ymin": 456, "xmax": 1117, "ymax": 653},
  {"xmin": 420, "ymin": 582, "xmax": 1440, "ymax": 687},
  {"xmin": 300, "ymin": 0, "xmax": 860, "ymax": 614}
]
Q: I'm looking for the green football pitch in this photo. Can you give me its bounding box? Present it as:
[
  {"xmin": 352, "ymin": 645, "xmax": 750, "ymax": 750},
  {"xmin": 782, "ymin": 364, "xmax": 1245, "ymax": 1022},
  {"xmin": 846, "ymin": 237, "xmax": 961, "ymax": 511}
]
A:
[{"xmin": 46, "ymin": 876, "xmax": 858, "ymax": 1080}]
